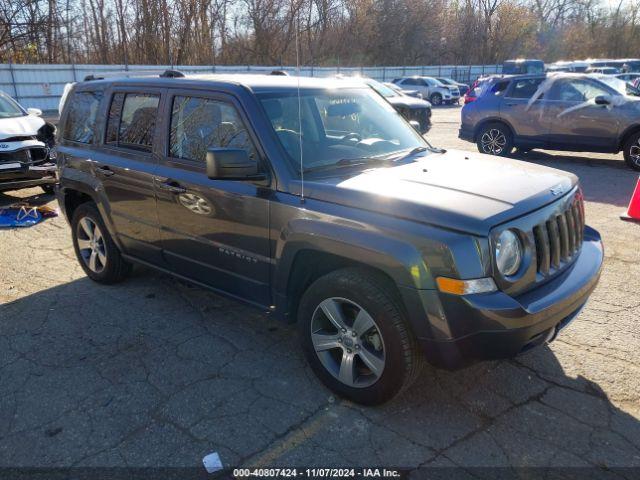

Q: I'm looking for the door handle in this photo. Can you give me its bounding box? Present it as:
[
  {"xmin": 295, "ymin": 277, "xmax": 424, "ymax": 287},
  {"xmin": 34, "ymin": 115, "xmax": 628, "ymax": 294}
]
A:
[
  {"xmin": 158, "ymin": 181, "xmax": 187, "ymax": 194},
  {"xmin": 95, "ymin": 166, "xmax": 115, "ymax": 177}
]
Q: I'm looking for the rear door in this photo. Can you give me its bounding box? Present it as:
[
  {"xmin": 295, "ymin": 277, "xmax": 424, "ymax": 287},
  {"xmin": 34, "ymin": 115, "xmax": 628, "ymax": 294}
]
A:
[
  {"xmin": 543, "ymin": 78, "xmax": 620, "ymax": 151},
  {"xmin": 155, "ymin": 90, "xmax": 271, "ymax": 306},
  {"xmin": 93, "ymin": 88, "xmax": 164, "ymax": 263},
  {"xmin": 499, "ymin": 77, "xmax": 549, "ymax": 148}
]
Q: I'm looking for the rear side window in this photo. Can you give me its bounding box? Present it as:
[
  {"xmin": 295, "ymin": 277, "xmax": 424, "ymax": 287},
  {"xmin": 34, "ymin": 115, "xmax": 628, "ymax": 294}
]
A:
[
  {"xmin": 63, "ymin": 91, "xmax": 103, "ymax": 143},
  {"xmin": 169, "ymin": 96, "xmax": 257, "ymax": 163},
  {"xmin": 105, "ymin": 93, "xmax": 159, "ymax": 151},
  {"xmin": 507, "ymin": 79, "xmax": 544, "ymax": 99}
]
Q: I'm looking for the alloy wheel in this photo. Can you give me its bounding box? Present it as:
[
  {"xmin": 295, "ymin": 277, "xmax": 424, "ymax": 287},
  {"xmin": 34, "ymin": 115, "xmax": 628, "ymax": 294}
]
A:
[
  {"xmin": 76, "ymin": 217, "xmax": 107, "ymax": 273},
  {"xmin": 310, "ymin": 297, "xmax": 385, "ymax": 388},
  {"xmin": 630, "ymin": 139, "xmax": 640, "ymax": 167},
  {"xmin": 481, "ymin": 128, "xmax": 507, "ymax": 155}
]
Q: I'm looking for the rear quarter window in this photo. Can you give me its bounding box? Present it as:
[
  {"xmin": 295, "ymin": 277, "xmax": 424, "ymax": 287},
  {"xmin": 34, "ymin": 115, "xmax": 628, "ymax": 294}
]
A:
[
  {"xmin": 507, "ymin": 79, "xmax": 544, "ymax": 99},
  {"xmin": 62, "ymin": 91, "xmax": 103, "ymax": 144}
]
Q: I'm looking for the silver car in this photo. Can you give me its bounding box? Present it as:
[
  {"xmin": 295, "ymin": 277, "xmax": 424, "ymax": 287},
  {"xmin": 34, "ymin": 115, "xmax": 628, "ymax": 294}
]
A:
[
  {"xmin": 393, "ymin": 76, "xmax": 460, "ymax": 106},
  {"xmin": 459, "ymin": 74, "xmax": 640, "ymax": 171}
]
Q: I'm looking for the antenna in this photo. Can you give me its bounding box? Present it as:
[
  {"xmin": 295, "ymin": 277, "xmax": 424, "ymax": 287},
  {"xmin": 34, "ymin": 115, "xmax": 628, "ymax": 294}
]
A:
[{"xmin": 295, "ymin": 11, "xmax": 304, "ymax": 203}]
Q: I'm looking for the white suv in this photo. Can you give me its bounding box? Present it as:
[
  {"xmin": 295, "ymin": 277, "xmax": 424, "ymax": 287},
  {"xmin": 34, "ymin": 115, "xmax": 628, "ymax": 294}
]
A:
[{"xmin": 393, "ymin": 76, "xmax": 460, "ymax": 105}]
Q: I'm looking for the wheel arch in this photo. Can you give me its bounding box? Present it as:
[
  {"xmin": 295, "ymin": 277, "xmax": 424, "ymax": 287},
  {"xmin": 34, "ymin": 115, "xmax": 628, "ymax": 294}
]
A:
[{"xmin": 618, "ymin": 124, "xmax": 640, "ymax": 151}]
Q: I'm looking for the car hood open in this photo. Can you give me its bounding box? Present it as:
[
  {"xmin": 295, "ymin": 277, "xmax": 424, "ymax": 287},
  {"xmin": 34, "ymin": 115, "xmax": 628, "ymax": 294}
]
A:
[
  {"xmin": 298, "ymin": 149, "xmax": 578, "ymax": 236},
  {"xmin": 0, "ymin": 115, "xmax": 45, "ymax": 140}
]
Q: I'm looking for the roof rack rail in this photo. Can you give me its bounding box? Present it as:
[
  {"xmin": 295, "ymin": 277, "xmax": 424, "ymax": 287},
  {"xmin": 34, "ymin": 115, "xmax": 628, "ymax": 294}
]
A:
[
  {"xmin": 160, "ymin": 69, "xmax": 185, "ymax": 78},
  {"xmin": 82, "ymin": 69, "xmax": 183, "ymax": 82}
]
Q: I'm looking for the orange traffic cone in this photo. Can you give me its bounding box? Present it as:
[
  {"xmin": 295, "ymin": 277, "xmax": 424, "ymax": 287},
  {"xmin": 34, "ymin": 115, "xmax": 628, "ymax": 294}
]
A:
[{"xmin": 621, "ymin": 176, "xmax": 640, "ymax": 223}]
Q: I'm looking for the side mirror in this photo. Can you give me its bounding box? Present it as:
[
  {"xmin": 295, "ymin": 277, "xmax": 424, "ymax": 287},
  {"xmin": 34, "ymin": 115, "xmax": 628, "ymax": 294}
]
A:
[
  {"xmin": 409, "ymin": 120, "xmax": 421, "ymax": 132},
  {"xmin": 594, "ymin": 95, "xmax": 611, "ymax": 106},
  {"xmin": 27, "ymin": 107, "xmax": 42, "ymax": 117},
  {"xmin": 206, "ymin": 148, "xmax": 263, "ymax": 180}
]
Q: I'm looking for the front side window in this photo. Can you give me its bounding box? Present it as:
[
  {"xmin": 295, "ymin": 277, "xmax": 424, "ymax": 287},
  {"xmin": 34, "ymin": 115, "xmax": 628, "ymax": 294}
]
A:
[
  {"xmin": 258, "ymin": 88, "xmax": 426, "ymax": 174},
  {"xmin": 507, "ymin": 78, "xmax": 544, "ymax": 99},
  {"xmin": 105, "ymin": 93, "xmax": 159, "ymax": 151},
  {"xmin": 0, "ymin": 93, "xmax": 25, "ymax": 119},
  {"xmin": 169, "ymin": 96, "xmax": 257, "ymax": 163},
  {"xmin": 549, "ymin": 79, "xmax": 613, "ymax": 102},
  {"xmin": 63, "ymin": 91, "xmax": 103, "ymax": 143}
]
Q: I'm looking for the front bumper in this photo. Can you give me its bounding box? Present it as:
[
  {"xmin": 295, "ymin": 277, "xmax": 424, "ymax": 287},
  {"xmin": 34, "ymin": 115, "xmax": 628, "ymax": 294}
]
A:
[
  {"xmin": 416, "ymin": 227, "xmax": 604, "ymax": 369},
  {"xmin": 0, "ymin": 162, "xmax": 57, "ymax": 192}
]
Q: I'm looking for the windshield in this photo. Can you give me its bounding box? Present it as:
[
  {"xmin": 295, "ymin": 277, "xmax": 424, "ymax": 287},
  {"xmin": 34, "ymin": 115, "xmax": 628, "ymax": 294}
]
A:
[
  {"xmin": 258, "ymin": 88, "xmax": 427, "ymax": 174},
  {"xmin": 366, "ymin": 80, "xmax": 398, "ymax": 98},
  {"xmin": 0, "ymin": 93, "xmax": 25, "ymax": 119}
]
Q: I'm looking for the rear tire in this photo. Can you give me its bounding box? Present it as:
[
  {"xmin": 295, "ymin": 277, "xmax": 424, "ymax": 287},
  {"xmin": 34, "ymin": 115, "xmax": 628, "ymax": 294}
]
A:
[
  {"xmin": 297, "ymin": 268, "xmax": 422, "ymax": 405},
  {"xmin": 623, "ymin": 131, "xmax": 640, "ymax": 171},
  {"xmin": 476, "ymin": 122, "xmax": 513, "ymax": 156},
  {"xmin": 71, "ymin": 202, "xmax": 132, "ymax": 284}
]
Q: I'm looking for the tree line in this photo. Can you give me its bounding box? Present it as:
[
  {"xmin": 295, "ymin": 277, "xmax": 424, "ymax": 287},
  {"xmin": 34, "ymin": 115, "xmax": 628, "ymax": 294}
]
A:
[{"xmin": 1, "ymin": 0, "xmax": 639, "ymax": 66}]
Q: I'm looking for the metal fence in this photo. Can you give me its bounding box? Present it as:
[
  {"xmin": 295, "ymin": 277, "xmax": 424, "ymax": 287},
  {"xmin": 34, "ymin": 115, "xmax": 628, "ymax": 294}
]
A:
[{"xmin": 0, "ymin": 63, "xmax": 502, "ymax": 112}]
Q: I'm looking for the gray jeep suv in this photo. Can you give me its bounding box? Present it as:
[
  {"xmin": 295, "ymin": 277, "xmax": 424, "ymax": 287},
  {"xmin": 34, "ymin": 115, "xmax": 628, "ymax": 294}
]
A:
[
  {"xmin": 56, "ymin": 72, "xmax": 603, "ymax": 404},
  {"xmin": 459, "ymin": 73, "xmax": 640, "ymax": 170}
]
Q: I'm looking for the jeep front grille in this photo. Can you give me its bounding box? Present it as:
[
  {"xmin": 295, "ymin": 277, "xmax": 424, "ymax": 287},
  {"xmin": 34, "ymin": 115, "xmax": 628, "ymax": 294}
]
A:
[{"xmin": 532, "ymin": 194, "xmax": 584, "ymax": 276}]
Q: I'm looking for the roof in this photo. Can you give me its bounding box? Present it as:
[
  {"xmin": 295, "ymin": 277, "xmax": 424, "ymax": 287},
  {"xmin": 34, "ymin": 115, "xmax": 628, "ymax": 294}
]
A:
[{"xmin": 77, "ymin": 72, "xmax": 367, "ymax": 93}]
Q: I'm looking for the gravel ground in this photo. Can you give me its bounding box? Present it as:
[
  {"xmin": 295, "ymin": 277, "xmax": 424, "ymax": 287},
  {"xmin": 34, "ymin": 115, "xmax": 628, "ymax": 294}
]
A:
[{"xmin": 1, "ymin": 106, "xmax": 639, "ymax": 474}]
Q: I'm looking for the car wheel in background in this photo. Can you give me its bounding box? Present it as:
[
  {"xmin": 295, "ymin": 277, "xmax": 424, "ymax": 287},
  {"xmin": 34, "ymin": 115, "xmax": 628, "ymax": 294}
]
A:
[
  {"xmin": 623, "ymin": 132, "xmax": 640, "ymax": 171},
  {"xmin": 71, "ymin": 202, "xmax": 132, "ymax": 284},
  {"xmin": 477, "ymin": 123, "xmax": 513, "ymax": 157},
  {"xmin": 298, "ymin": 268, "xmax": 422, "ymax": 405},
  {"xmin": 430, "ymin": 93, "xmax": 443, "ymax": 106}
]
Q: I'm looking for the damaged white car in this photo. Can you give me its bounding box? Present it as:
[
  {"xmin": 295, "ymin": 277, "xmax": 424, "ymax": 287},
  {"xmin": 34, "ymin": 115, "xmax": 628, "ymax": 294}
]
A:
[
  {"xmin": 0, "ymin": 90, "xmax": 56, "ymax": 193},
  {"xmin": 459, "ymin": 73, "xmax": 640, "ymax": 171}
]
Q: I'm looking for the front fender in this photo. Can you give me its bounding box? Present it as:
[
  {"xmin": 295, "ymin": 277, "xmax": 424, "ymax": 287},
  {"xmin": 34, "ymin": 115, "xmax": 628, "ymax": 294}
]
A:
[{"xmin": 274, "ymin": 217, "xmax": 434, "ymax": 294}]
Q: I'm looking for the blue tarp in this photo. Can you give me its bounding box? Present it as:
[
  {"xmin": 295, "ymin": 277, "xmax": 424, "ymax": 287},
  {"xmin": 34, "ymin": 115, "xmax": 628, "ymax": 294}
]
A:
[{"xmin": 0, "ymin": 205, "xmax": 57, "ymax": 228}]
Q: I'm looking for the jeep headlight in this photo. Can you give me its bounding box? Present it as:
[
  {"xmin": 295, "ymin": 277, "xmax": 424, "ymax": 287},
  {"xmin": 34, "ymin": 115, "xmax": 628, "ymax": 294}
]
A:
[{"xmin": 495, "ymin": 230, "xmax": 522, "ymax": 277}]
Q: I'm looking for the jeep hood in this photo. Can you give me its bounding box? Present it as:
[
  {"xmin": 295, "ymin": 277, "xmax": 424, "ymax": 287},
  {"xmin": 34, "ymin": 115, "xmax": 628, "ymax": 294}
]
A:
[
  {"xmin": 299, "ymin": 150, "xmax": 577, "ymax": 236},
  {"xmin": 0, "ymin": 115, "xmax": 45, "ymax": 140}
]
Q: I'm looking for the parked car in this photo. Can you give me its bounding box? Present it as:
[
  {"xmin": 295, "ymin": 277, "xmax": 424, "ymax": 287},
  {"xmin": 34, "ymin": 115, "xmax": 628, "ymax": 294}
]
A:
[
  {"xmin": 546, "ymin": 61, "xmax": 589, "ymax": 73},
  {"xmin": 392, "ymin": 76, "xmax": 460, "ymax": 105},
  {"xmin": 616, "ymin": 73, "xmax": 640, "ymax": 84},
  {"xmin": 385, "ymin": 82, "xmax": 423, "ymax": 99},
  {"xmin": 436, "ymin": 77, "xmax": 470, "ymax": 96},
  {"xmin": 363, "ymin": 79, "xmax": 432, "ymax": 133},
  {"xmin": 56, "ymin": 72, "xmax": 603, "ymax": 404},
  {"xmin": 502, "ymin": 59, "xmax": 545, "ymax": 75},
  {"xmin": 459, "ymin": 73, "xmax": 640, "ymax": 170},
  {"xmin": 0, "ymin": 90, "xmax": 56, "ymax": 193},
  {"xmin": 586, "ymin": 67, "xmax": 619, "ymax": 75}
]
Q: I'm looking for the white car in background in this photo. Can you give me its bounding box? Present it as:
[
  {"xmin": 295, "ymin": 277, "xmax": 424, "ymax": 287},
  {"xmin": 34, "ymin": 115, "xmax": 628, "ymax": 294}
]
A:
[
  {"xmin": 392, "ymin": 76, "xmax": 460, "ymax": 106},
  {"xmin": 0, "ymin": 90, "xmax": 56, "ymax": 193}
]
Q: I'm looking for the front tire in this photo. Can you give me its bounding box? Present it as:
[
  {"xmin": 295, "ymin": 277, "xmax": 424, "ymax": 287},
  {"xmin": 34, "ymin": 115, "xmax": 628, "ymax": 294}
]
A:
[
  {"xmin": 623, "ymin": 131, "xmax": 640, "ymax": 171},
  {"xmin": 430, "ymin": 93, "xmax": 443, "ymax": 106},
  {"xmin": 71, "ymin": 202, "xmax": 132, "ymax": 284},
  {"xmin": 298, "ymin": 268, "xmax": 422, "ymax": 405},
  {"xmin": 476, "ymin": 122, "xmax": 513, "ymax": 156}
]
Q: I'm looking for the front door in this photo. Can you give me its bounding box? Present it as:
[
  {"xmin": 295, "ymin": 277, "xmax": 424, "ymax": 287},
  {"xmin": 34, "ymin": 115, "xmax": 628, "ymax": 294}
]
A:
[
  {"xmin": 93, "ymin": 88, "xmax": 164, "ymax": 263},
  {"xmin": 155, "ymin": 92, "xmax": 272, "ymax": 306},
  {"xmin": 543, "ymin": 78, "xmax": 620, "ymax": 151}
]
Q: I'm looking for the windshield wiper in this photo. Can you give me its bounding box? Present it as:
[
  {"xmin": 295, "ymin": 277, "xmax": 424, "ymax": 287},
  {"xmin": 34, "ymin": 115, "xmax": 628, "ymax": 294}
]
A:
[{"xmin": 302, "ymin": 156, "xmax": 388, "ymax": 174}]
